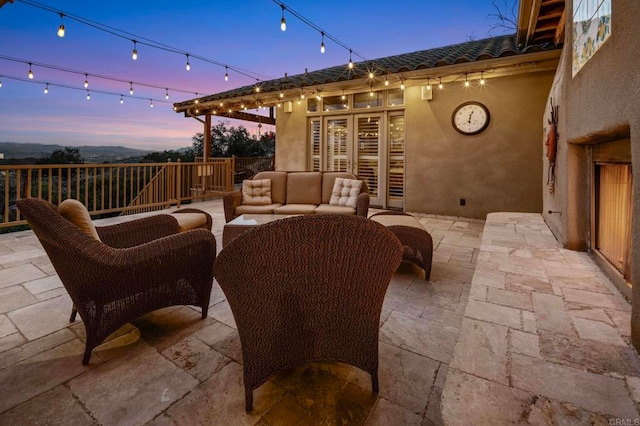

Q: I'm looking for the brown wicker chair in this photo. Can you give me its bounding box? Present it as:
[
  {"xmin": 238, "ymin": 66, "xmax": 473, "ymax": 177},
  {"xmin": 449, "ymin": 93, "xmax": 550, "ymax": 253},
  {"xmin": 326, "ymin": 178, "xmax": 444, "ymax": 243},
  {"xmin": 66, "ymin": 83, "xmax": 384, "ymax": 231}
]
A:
[
  {"xmin": 213, "ymin": 214, "xmax": 403, "ymax": 412},
  {"xmin": 16, "ymin": 198, "xmax": 217, "ymax": 365}
]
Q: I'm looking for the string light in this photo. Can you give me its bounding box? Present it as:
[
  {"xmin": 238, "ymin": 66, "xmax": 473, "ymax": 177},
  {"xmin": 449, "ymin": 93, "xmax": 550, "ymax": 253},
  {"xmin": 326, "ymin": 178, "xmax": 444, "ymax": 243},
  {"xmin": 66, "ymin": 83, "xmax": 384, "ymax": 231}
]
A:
[
  {"xmin": 165, "ymin": 88, "xmax": 169, "ymax": 100},
  {"xmin": 341, "ymin": 91, "xmax": 346, "ymax": 101},
  {"xmin": 255, "ymin": 85, "xmax": 261, "ymax": 93},
  {"xmin": 464, "ymin": 74, "xmax": 470, "ymax": 87},
  {"xmin": 280, "ymin": 4, "xmax": 287, "ymax": 31},
  {"xmin": 385, "ymin": 77, "xmax": 389, "ymax": 86},
  {"xmin": 426, "ymin": 78, "xmax": 431, "ymax": 91},
  {"xmin": 369, "ymin": 70, "xmax": 374, "ymax": 79},
  {"xmin": 131, "ymin": 40, "xmax": 138, "ymax": 60},
  {"xmin": 28, "ymin": 63, "xmax": 34, "ymax": 79},
  {"xmin": 400, "ymin": 80, "xmax": 405, "ymax": 91},
  {"xmin": 320, "ymin": 32, "xmax": 325, "ymax": 54},
  {"xmin": 194, "ymin": 93, "xmax": 199, "ymax": 104},
  {"xmin": 438, "ymin": 78, "xmax": 443, "ymax": 90},
  {"xmin": 0, "ymin": 80, "xmax": 3, "ymax": 88},
  {"xmin": 150, "ymin": 99, "xmax": 154, "ymax": 108},
  {"xmin": 83, "ymin": 74, "xmax": 89, "ymax": 88},
  {"xmin": 120, "ymin": 95, "xmax": 124, "ymax": 104},
  {"xmin": 86, "ymin": 90, "xmax": 90, "ymax": 100},
  {"xmin": 279, "ymin": 91, "xmax": 284, "ymax": 98},
  {"xmin": 480, "ymin": 72, "xmax": 485, "ymax": 85},
  {"xmin": 348, "ymin": 49, "xmax": 354, "ymax": 69},
  {"xmin": 185, "ymin": 54, "xmax": 190, "ymax": 71},
  {"xmin": 224, "ymin": 66, "xmax": 229, "ymax": 81},
  {"xmin": 129, "ymin": 82, "xmax": 133, "ymax": 95},
  {"xmin": 44, "ymin": 83, "xmax": 49, "ymax": 94},
  {"xmin": 57, "ymin": 12, "xmax": 65, "ymax": 38}
]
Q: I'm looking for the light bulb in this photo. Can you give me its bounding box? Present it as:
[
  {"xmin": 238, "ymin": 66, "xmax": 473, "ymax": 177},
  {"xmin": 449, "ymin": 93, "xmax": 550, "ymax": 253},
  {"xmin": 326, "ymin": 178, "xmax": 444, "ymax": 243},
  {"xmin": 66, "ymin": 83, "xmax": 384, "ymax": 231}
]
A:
[
  {"xmin": 165, "ymin": 89, "xmax": 169, "ymax": 100},
  {"xmin": 28, "ymin": 63, "xmax": 34, "ymax": 79},
  {"xmin": 400, "ymin": 81, "xmax": 405, "ymax": 90},
  {"xmin": 316, "ymin": 94, "xmax": 321, "ymax": 101},
  {"xmin": 120, "ymin": 95, "xmax": 124, "ymax": 104},
  {"xmin": 438, "ymin": 80, "xmax": 443, "ymax": 90},
  {"xmin": 0, "ymin": 81, "xmax": 3, "ymax": 88},
  {"xmin": 185, "ymin": 54, "xmax": 190, "ymax": 71},
  {"xmin": 150, "ymin": 100, "xmax": 154, "ymax": 108},
  {"xmin": 279, "ymin": 92, "xmax": 284, "ymax": 98},
  {"xmin": 255, "ymin": 86, "xmax": 260, "ymax": 93},
  {"xmin": 86, "ymin": 91, "xmax": 90, "ymax": 100},
  {"xmin": 224, "ymin": 67, "xmax": 229, "ymax": 81},
  {"xmin": 129, "ymin": 83, "xmax": 134, "ymax": 95},
  {"xmin": 427, "ymin": 83, "xmax": 431, "ymax": 90},
  {"xmin": 57, "ymin": 12, "xmax": 65, "ymax": 37},
  {"xmin": 280, "ymin": 5, "xmax": 286, "ymax": 31},
  {"xmin": 300, "ymin": 93, "xmax": 305, "ymax": 99},
  {"xmin": 348, "ymin": 50, "xmax": 354, "ymax": 69},
  {"xmin": 385, "ymin": 78, "xmax": 389, "ymax": 86},
  {"xmin": 84, "ymin": 74, "xmax": 89, "ymax": 88},
  {"xmin": 219, "ymin": 102, "xmax": 224, "ymax": 107},
  {"xmin": 369, "ymin": 91, "xmax": 374, "ymax": 97},
  {"xmin": 480, "ymin": 78, "xmax": 485, "ymax": 85},
  {"xmin": 320, "ymin": 32, "xmax": 325, "ymax": 53},
  {"xmin": 464, "ymin": 80, "xmax": 470, "ymax": 87},
  {"xmin": 132, "ymin": 40, "xmax": 138, "ymax": 60},
  {"xmin": 277, "ymin": 103, "xmax": 281, "ymax": 108},
  {"xmin": 369, "ymin": 71, "xmax": 374, "ymax": 79},
  {"xmin": 341, "ymin": 94, "xmax": 346, "ymax": 100},
  {"xmin": 44, "ymin": 84, "xmax": 48, "ymax": 94}
]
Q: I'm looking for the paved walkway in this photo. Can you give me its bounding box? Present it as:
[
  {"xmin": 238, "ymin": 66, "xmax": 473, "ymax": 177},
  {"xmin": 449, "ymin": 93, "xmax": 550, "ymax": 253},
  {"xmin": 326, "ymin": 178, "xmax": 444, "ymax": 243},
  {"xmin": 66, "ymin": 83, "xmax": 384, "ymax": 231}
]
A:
[
  {"xmin": 443, "ymin": 213, "xmax": 639, "ymax": 424},
  {"xmin": 0, "ymin": 202, "xmax": 637, "ymax": 424}
]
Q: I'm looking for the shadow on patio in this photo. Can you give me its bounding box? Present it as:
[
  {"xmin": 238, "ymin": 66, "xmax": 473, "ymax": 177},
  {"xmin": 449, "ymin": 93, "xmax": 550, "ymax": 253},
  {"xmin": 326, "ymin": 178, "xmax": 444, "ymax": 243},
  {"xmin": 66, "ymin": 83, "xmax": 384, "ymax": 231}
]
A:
[{"xmin": 0, "ymin": 199, "xmax": 636, "ymax": 424}]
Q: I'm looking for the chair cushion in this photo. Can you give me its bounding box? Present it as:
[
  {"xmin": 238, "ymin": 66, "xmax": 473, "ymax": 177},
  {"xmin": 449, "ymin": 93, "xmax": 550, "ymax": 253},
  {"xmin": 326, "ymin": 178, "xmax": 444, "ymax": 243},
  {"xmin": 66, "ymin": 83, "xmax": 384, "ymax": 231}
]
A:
[
  {"xmin": 57, "ymin": 199, "xmax": 101, "ymax": 241},
  {"xmin": 314, "ymin": 204, "xmax": 356, "ymax": 215},
  {"xmin": 286, "ymin": 172, "xmax": 322, "ymax": 205},
  {"xmin": 253, "ymin": 171, "xmax": 287, "ymax": 204},
  {"xmin": 242, "ymin": 179, "xmax": 272, "ymax": 206},
  {"xmin": 330, "ymin": 178, "xmax": 363, "ymax": 208},
  {"xmin": 170, "ymin": 212, "xmax": 208, "ymax": 232},
  {"xmin": 321, "ymin": 172, "xmax": 357, "ymax": 204}
]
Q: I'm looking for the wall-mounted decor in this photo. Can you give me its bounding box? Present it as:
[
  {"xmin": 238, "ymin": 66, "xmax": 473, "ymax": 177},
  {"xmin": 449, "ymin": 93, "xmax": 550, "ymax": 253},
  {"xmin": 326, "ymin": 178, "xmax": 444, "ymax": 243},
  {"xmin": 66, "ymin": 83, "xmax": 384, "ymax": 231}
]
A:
[
  {"xmin": 572, "ymin": 0, "xmax": 612, "ymax": 76},
  {"xmin": 545, "ymin": 98, "xmax": 559, "ymax": 193},
  {"xmin": 451, "ymin": 101, "xmax": 490, "ymax": 135}
]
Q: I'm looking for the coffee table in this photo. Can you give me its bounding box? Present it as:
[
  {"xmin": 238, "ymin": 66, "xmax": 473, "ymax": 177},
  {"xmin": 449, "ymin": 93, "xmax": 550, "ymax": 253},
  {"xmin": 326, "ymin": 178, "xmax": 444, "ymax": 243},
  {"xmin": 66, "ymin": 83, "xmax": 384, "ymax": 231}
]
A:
[{"xmin": 222, "ymin": 214, "xmax": 295, "ymax": 247}]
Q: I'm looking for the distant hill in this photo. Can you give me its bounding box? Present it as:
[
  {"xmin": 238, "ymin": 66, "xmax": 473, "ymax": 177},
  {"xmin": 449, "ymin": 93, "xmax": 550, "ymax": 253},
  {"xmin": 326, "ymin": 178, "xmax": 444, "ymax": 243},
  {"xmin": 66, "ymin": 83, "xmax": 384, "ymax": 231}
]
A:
[{"xmin": 0, "ymin": 142, "xmax": 152, "ymax": 163}]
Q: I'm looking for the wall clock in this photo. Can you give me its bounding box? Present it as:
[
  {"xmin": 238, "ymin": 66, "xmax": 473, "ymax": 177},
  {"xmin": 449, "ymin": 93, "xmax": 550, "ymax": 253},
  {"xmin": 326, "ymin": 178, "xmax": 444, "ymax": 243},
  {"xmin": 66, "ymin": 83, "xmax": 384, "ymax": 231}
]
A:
[{"xmin": 451, "ymin": 101, "xmax": 490, "ymax": 135}]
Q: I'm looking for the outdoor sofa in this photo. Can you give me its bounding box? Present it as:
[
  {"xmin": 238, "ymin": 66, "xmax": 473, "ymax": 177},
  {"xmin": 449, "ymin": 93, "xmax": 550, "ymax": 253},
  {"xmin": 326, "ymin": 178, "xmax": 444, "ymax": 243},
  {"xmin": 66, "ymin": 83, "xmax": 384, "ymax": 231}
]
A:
[{"xmin": 223, "ymin": 171, "xmax": 370, "ymax": 222}]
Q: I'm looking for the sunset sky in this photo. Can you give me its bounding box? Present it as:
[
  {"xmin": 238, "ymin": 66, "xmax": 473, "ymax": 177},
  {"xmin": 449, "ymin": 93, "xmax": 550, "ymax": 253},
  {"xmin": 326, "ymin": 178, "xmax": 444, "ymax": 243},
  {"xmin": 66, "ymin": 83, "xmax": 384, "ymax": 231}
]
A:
[{"xmin": 0, "ymin": 0, "xmax": 515, "ymax": 151}]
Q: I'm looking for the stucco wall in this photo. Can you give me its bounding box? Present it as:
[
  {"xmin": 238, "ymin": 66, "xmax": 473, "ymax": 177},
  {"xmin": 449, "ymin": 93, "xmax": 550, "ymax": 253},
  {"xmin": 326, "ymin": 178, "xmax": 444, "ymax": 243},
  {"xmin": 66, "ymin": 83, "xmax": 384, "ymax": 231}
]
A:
[
  {"xmin": 275, "ymin": 71, "xmax": 555, "ymax": 219},
  {"xmin": 541, "ymin": 0, "xmax": 640, "ymax": 348},
  {"xmin": 405, "ymin": 72, "xmax": 554, "ymax": 219}
]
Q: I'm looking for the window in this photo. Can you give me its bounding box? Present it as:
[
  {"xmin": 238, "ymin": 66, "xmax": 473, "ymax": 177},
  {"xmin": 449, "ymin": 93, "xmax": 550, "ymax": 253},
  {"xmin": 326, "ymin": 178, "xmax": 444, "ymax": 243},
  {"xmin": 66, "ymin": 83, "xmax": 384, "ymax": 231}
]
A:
[
  {"xmin": 307, "ymin": 98, "xmax": 318, "ymax": 113},
  {"xmin": 323, "ymin": 95, "xmax": 348, "ymax": 111},
  {"xmin": 387, "ymin": 88, "xmax": 404, "ymax": 106},
  {"xmin": 353, "ymin": 91, "xmax": 382, "ymax": 109},
  {"xmin": 309, "ymin": 119, "xmax": 321, "ymax": 171},
  {"xmin": 572, "ymin": 0, "xmax": 611, "ymax": 76}
]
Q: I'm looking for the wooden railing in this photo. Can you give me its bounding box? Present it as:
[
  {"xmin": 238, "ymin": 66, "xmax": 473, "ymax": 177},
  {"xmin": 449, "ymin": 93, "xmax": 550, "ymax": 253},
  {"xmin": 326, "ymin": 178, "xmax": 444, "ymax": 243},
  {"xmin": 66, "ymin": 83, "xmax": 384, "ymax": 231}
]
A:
[
  {"xmin": 196, "ymin": 156, "xmax": 273, "ymax": 183},
  {"xmin": 0, "ymin": 159, "xmax": 234, "ymax": 228}
]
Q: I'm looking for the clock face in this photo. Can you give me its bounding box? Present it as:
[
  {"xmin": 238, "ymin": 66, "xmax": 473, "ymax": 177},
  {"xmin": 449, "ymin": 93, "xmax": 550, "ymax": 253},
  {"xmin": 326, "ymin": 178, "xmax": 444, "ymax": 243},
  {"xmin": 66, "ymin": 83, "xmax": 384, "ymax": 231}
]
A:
[{"xmin": 452, "ymin": 101, "xmax": 490, "ymax": 135}]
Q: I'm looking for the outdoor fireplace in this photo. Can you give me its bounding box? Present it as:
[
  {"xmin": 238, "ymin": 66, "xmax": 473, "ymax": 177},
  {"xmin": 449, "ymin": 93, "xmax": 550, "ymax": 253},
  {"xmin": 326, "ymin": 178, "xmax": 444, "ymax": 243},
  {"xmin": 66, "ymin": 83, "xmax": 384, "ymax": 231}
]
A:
[{"xmin": 590, "ymin": 139, "xmax": 633, "ymax": 297}]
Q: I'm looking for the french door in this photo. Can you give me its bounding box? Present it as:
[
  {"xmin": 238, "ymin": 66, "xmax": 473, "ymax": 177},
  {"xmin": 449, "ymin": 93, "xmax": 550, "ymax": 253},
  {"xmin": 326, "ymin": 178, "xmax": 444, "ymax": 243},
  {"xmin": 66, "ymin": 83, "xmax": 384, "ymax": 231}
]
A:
[{"xmin": 309, "ymin": 113, "xmax": 403, "ymax": 208}]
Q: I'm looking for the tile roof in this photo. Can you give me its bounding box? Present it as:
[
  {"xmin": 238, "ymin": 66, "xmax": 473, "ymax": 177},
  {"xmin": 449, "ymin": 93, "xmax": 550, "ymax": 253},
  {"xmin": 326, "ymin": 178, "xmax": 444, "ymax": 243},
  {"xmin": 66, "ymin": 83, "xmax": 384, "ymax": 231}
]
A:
[{"xmin": 175, "ymin": 34, "xmax": 559, "ymax": 109}]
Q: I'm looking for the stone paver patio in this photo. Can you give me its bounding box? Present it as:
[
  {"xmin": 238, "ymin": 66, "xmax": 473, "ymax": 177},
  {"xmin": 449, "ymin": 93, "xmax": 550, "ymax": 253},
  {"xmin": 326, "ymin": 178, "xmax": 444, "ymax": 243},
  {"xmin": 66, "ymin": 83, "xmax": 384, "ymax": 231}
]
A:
[{"xmin": 0, "ymin": 200, "xmax": 637, "ymax": 425}]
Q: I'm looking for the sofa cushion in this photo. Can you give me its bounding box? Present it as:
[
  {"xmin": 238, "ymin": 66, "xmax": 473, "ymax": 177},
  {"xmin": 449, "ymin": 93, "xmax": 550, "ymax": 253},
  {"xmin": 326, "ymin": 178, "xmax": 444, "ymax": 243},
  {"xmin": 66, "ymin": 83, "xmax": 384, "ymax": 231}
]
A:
[
  {"xmin": 274, "ymin": 204, "xmax": 317, "ymax": 215},
  {"xmin": 314, "ymin": 204, "xmax": 356, "ymax": 215},
  {"xmin": 58, "ymin": 199, "xmax": 101, "ymax": 241},
  {"xmin": 321, "ymin": 172, "xmax": 357, "ymax": 204},
  {"xmin": 330, "ymin": 178, "xmax": 363, "ymax": 208},
  {"xmin": 236, "ymin": 203, "xmax": 282, "ymax": 215},
  {"xmin": 286, "ymin": 172, "xmax": 322, "ymax": 205},
  {"xmin": 253, "ymin": 171, "xmax": 287, "ymax": 204},
  {"xmin": 242, "ymin": 179, "xmax": 272, "ymax": 205}
]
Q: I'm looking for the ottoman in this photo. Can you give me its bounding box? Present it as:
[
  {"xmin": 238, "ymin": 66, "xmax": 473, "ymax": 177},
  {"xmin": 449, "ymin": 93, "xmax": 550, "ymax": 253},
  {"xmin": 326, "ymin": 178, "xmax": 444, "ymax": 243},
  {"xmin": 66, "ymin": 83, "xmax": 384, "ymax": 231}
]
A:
[
  {"xmin": 169, "ymin": 208, "xmax": 213, "ymax": 232},
  {"xmin": 369, "ymin": 211, "xmax": 433, "ymax": 280}
]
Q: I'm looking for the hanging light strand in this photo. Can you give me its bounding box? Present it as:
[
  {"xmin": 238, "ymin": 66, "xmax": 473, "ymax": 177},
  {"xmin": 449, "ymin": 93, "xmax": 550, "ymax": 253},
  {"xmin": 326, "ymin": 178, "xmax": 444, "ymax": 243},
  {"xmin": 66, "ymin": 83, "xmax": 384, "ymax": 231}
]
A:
[{"xmin": 16, "ymin": 0, "xmax": 271, "ymax": 83}]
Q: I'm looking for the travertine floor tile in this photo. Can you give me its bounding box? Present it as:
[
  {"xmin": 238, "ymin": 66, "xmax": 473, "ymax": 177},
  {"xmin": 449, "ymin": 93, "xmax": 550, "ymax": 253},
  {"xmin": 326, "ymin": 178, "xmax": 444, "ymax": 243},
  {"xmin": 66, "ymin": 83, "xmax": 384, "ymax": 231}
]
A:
[
  {"xmin": 366, "ymin": 397, "xmax": 423, "ymax": 426},
  {"xmin": 0, "ymin": 385, "xmax": 93, "ymax": 425},
  {"xmin": 7, "ymin": 294, "xmax": 73, "ymax": 340}
]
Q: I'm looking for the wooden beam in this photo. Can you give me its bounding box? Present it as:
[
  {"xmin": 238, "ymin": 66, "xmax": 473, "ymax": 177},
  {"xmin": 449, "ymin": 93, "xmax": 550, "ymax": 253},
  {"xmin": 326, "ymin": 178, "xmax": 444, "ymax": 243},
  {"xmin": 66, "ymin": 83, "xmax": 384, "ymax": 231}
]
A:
[
  {"xmin": 555, "ymin": 9, "xmax": 566, "ymax": 45},
  {"xmin": 184, "ymin": 109, "xmax": 275, "ymax": 126},
  {"xmin": 203, "ymin": 114, "xmax": 211, "ymax": 162}
]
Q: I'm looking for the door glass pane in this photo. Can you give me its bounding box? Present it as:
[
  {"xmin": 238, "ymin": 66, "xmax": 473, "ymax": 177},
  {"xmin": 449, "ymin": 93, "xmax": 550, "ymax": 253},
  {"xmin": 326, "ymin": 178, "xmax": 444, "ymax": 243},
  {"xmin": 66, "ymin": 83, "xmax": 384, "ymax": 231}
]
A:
[
  {"xmin": 388, "ymin": 115, "xmax": 405, "ymax": 201},
  {"xmin": 326, "ymin": 118, "xmax": 348, "ymax": 171},
  {"xmin": 309, "ymin": 119, "xmax": 320, "ymax": 171},
  {"xmin": 357, "ymin": 117, "xmax": 379, "ymax": 197}
]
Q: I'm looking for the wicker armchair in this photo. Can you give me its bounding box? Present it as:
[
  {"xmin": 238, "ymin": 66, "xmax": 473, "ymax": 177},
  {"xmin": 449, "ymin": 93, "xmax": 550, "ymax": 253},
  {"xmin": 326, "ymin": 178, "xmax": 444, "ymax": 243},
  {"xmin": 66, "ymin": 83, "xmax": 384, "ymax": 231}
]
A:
[
  {"xmin": 213, "ymin": 215, "xmax": 403, "ymax": 412},
  {"xmin": 16, "ymin": 198, "xmax": 216, "ymax": 365}
]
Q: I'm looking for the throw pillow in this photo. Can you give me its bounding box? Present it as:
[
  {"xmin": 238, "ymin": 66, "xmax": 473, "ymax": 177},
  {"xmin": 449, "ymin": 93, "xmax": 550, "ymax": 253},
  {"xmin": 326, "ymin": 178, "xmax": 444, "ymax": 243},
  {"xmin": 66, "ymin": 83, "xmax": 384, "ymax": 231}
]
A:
[
  {"xmin": 58, "ymin": 199, "xmax": 101, "ymax": 241},
  {"xmin": 329, "ymin": 178, "xmax": 363, "ymax": 208},
  {"xmin": 242, "ymin": 179, "xmax": 272, "ymax": 205}
]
